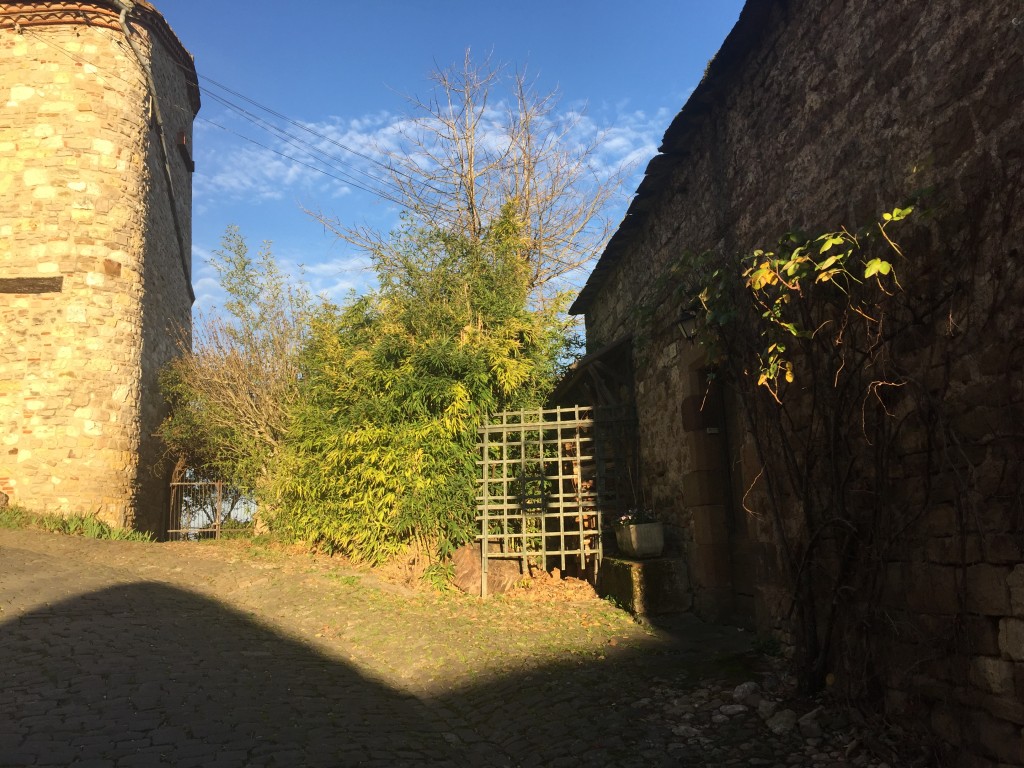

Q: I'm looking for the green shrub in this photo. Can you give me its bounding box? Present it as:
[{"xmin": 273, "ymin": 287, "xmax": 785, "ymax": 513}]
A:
[{"xmin": 275, "ymin": 209, "xmax": 570, "ymax": 563}]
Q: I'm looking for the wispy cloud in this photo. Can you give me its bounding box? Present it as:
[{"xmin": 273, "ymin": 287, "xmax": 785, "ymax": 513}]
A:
[
  {"xmin": 190, "ymin": 240, "xmax": 371, "ymax": 315},
  {"xmin": 194, "ymin": 95, "xmax": 669, "ymax": 215},
  {"xmin": 189, "ymin": 87, "xmax": 682, "ymax": 315}
]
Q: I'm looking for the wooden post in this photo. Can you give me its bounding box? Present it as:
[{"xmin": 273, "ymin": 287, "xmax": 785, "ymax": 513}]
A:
[{"xmin": 214, "ymin": 481, "xmax": 222, "ymax": 540}]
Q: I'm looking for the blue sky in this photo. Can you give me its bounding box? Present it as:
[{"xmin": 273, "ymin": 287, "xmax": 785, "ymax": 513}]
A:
[{"xmin": 159, "ymin": 1, "xmax": 746, "ymax": 311}]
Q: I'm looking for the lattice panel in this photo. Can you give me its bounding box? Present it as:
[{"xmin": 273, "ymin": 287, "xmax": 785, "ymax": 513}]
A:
[{"xmin": 476, "ymin": 405, "xmax": 626, "ymax": 596}]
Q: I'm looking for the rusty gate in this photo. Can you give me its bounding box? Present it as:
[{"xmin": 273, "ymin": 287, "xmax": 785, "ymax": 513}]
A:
[{"xmin": 168, "ymin": 464, "xmax": 254, "ymax": 541}]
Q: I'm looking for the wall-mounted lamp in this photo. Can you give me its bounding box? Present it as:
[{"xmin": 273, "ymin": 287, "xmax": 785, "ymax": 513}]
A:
[{"xmin": 677, "ymin": 308, "xmax": 699, "ymax": 341}]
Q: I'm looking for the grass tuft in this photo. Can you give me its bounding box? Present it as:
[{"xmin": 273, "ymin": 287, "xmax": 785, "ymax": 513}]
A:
[
  {"xmin": 0, "ymin": 505, "xmax": 153, "ymax": 542},
  {"xmin": 0, "ymin": 505, "xmax": 30, "ymax": 530}
]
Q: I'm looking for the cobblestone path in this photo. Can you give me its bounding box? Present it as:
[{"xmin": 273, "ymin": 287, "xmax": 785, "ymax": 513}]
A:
[{"xmin": 0, "ymin": 529, "xmax": 907, "ymax": 767}]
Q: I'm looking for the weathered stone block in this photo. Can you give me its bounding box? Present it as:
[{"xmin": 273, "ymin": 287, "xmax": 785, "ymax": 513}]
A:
[
  {"xmin": 926, "ymin": 534, "xmax": 982, "ymax": 565},
  {"xmin": 966, "ymin": 616, "xmax": 1003, "ymax": 658},
  {"xmin": 689, "ymin": 504, "xmax": 729, "ymax": 547},
  {"xmin": 904, "ymin": 562, "xmax": 959, "ymax": 615},
  {"xmin": 682, "ymin": 430, "xmax": 727, "ymax": 472},
  {"xmin": 1009, "ymin": 565, "xmax": 1024, "ymax": 618},
  {"xmin": 683, "ymin": 470, "xmax": 727, "ymax": 507},
  {"xmin": 966, "ymin": 565, "xmax": 1011, "ymax": 617},
  {"xmin": 597, "ymin": 556, "xmax": 691, "ymax": 616},
  {"xmin": 687, "ymin": 537, "xmax": 733, "ymax": 589},
  {"xmin": 970, "ymin": 657, "xmax": 1017, "ymax": 697},
  {"xmin": 984, "ymin": 534, "xmax": 1024, "ymax": 565},
  {"xmin": 999, "ymin": 619, "xmax": 1024, "ymax": 662},
  {"xmin": 965, "ymin": 709, "xmax": 1023, "ymax": 765}
]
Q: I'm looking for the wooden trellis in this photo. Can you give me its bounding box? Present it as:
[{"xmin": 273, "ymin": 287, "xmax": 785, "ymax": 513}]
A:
[{"xmin": 476, "ymin": 405, "xmax": 627, "ymax": 596}]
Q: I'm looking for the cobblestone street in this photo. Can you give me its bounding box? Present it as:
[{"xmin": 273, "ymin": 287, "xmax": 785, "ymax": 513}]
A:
[{"xmin": 0, "ymin": 530, "xmax": 909, "ymax": 767}]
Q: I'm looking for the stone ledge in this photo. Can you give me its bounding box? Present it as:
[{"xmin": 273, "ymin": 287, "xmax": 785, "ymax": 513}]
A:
[{"xmin": 597, "ymin": 556, "xmax": 692, "ymax": 616}]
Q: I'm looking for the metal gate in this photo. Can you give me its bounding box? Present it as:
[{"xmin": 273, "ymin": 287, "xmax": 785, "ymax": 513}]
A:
[
  {"xmin": 168, "ymin": 464, "xmax": 254, "ymax": 541},
  {"xmin": 476, "ymin": 405, "xmax": 628, "ymax": 596}
]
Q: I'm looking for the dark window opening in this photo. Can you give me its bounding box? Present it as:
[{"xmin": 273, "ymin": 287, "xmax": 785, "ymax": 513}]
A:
[{"xmin": 0, "ymin": 277, "xmax": 64, "ymax": 294}]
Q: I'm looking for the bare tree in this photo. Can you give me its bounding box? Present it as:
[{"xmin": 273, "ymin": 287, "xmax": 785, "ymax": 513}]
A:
[{"xmin": 310, "ymin": 52, "xmax": 628, "ymax": 304}]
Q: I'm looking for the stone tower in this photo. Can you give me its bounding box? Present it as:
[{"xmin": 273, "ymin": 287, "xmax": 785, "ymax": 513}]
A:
[{"xmin": 0, "ymin": 0, "xmax": 199, "ymax": 532}]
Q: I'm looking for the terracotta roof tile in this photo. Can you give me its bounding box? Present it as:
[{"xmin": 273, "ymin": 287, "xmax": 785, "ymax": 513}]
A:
[{"xmin": 0, "ymin": 0, "xmax": 199, "ymax": 114}]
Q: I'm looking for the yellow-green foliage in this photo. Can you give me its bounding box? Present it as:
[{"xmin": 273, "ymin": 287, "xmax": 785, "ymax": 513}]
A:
[
  {"xmin": 274, "ymin": 208, "xmax": 570, "ymax": 563},
  {"xmin": 159, "ymin": 227, "xmax": 313, "ymax": 495},
  {"xmin": 696, "ymin": 207, "xmax": 913, "ymax": 402}
]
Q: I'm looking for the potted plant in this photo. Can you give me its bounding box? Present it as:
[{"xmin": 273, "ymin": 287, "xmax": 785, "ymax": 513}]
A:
[{"xmin": 613, "ymin": 506, "xmax": 664, "ymax": 559}]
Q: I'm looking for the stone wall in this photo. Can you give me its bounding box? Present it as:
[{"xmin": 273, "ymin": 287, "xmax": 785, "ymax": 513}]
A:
[
  {"xmin": 0, "ymin": 1, "xmax": 197, "ymax": 532},
  {"xmin": 574, "ymin": 0, "xmax": 1023, "ymax": 764}
]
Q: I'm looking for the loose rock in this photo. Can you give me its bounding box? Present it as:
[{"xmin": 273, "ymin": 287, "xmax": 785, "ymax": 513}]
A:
[
  {"xmin": 733, "ymin": 681, "xmax": 760, "ymax": 702},
  {"xmin": 767, "ymin": 709, "xmax": 798, "ymax": 735},
  {"xmin": 720, "ymin": 704, "xmax": 749, "ymax": 716},
  {"xmin": 452, "ymin": 542, "xmax": 522, "ymax": 595}
]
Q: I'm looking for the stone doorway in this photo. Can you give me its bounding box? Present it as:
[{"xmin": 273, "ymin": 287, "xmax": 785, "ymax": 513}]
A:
[{"xmin": 681, "ymin": 366, "xmax": 755, "ymax": 626}]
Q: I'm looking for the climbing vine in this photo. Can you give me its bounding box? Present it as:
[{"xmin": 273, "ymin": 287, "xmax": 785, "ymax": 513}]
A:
[
  {"xmin": 709, "ymin": 206, "xmax": 912, "ymax": 400},
  {"xmin": 687, "ymin": 205, "xmax": 941, "ymax": 694}
]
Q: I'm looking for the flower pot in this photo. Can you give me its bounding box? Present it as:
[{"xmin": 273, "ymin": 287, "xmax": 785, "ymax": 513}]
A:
[{"xmin": 614, "ymin": 521, "xmax": 664, "ymax": 559}]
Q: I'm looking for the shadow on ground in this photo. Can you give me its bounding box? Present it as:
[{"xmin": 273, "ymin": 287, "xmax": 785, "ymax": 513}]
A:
[{"xmin": 0, "ymin": 552, "xmax": 758, "ymax": 767}]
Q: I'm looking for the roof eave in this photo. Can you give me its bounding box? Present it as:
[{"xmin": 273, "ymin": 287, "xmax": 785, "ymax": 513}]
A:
[{"xmin": 569, "ymin": 0, "xmax": 780, "ymax": 316}]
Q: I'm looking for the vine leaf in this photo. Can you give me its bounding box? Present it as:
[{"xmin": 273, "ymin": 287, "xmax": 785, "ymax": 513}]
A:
[
  {"xmin": 693, "ymin": 206, "xmax": 912, "ymax": 398},
  {"xmin": 818, "ymin": 235, "xmax": 846, "ymax": 254},
  {"xmin": 883, "ymin": 206, "xmax": 913, "ymax": 222},
  {"xmin": 864, "ymin": 259, "xmax": 892, "ymax": 278}
]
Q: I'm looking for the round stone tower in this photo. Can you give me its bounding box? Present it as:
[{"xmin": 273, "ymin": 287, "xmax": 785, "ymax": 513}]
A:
[{"xmin": 0, "ymin": 0, "xmax": 199, "ymax": 532}]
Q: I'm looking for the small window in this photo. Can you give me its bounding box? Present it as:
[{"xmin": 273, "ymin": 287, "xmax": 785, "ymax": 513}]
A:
[{"xmin": 0, "ymin": 277, "xmax": 64, "ymax": 294}]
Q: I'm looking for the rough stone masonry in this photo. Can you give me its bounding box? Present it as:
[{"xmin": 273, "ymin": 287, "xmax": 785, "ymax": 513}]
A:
[
  {"xmin": 572, "ymin": 1, "xmax": 1023, "ymax": 765},
  {"xmin": 0, "ymin": 0, "xmax": 199, "ymax": 532}
]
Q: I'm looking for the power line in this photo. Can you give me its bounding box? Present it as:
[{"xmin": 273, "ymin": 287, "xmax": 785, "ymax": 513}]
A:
[
  {"xmin": 198, "ymin": 75, "xmax": 441, "ymax": 194},
  {"xmin": 16, "ymin": 23, "xmax": 605, "ymax": 278},
  {"xmin": 196, "ymin": 117, "xmax": 410, "ymax": 209},
  {"xmin": 198, "ymin": 88, "xmax": 408, "ymax": 200},
  {"xmin": 19, "ymin": 25, "xmax": 420, "ymax": 208}
]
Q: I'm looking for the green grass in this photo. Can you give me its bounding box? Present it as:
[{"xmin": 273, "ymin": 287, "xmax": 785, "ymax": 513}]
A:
[
  {"xmin": 0, "ymin": 505, "xmax": 154, "ymax": 542},
  {"xmin": 0, "ymin": 505, "xmax": 30, "ymax": 530},
  {"xmin": 324, "ymin": 572, "xmax": 361, "ymax": 587}
]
